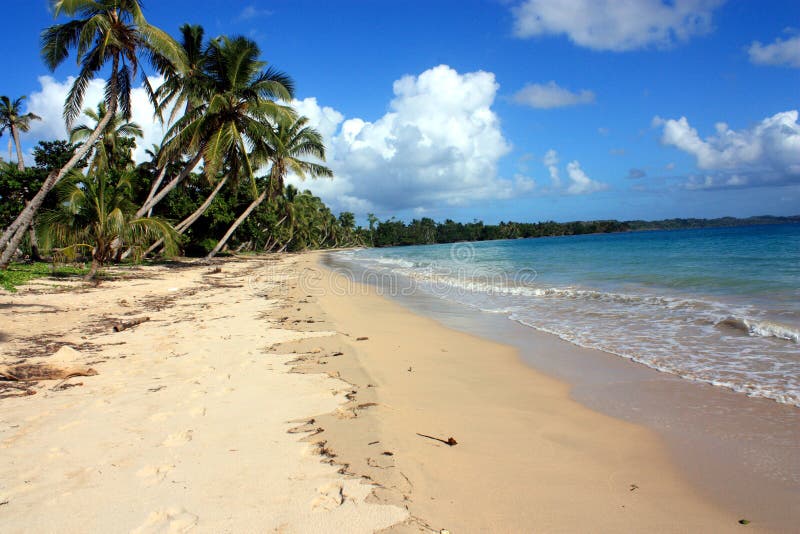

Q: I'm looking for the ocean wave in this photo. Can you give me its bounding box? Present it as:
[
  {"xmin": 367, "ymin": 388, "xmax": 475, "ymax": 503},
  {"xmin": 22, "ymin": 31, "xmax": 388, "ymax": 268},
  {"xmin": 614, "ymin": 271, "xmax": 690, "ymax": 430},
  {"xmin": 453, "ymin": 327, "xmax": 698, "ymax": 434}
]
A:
[
  {"xmin": 717, "ymin": 317, "xmax": 799, "ymax": 343},
  {"xmin": 404, "ymin": 271, "xmax": 710, "ymax": 309},
  {"xmin": 508, "ymin": 314, "xmax": 800, "ymax": 406}
]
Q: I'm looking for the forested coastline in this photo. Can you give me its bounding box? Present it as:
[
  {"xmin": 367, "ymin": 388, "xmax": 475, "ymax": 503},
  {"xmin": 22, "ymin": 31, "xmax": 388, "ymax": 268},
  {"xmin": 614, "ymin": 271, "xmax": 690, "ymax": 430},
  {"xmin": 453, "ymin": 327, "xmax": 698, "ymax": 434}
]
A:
[{"xmin": 366, "ymin": 215, "xmax": 800, "ymax": 247}]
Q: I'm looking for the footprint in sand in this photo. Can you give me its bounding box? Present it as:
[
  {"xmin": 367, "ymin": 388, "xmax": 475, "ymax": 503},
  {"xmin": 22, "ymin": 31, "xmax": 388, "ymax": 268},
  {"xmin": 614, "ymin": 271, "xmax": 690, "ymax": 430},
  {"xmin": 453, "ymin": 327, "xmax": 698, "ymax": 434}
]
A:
[
  {"xmin": 161, "ymin": 430, "xmax": 193, "ymax": 447},
  {"xmin": 311, "ymin": 483, "xmax": 346, "ymax": 511},
  {"xmin": 131, "ymin": 507, "xmax": 198, "ymax": 533},
  {"xmin": 136, "ymin": 464, "xmax": 175, "ymax": 486}
]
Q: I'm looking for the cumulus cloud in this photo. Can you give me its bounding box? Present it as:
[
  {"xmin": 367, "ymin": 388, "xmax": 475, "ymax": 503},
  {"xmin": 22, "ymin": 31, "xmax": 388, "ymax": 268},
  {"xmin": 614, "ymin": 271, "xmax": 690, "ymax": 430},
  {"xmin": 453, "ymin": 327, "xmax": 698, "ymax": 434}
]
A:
[
  {"xmin": 542, "ymin": 149, "xmax": 561, "ymax": 188},
  {"xmin": 511, "ymin": 0, "xmax": 725, "ymax": 51},
  {"xmin": 654, "ymin": 111, "xmax": 800, "ymax": 189},
  {"xmin": 512, "ymin": 81, "xmax": 595, "ymax": 109},
  {"xmin": 539, "ymin": 149, "xmax": 607, "ymax": 194},
  {"xmin": 748, "ymin": 34, "xmax": 800, "ymax": 68},
  {"xmin": 288, "ymin": 65, "xmax": 525, "ymax": 215},
  {"xmin": 26, "ymin": 75, "xmax": 170, "ymax": 164},
  {"xmin": 565, "ymin": 160, "xmax": 608, "ymax": 194}
]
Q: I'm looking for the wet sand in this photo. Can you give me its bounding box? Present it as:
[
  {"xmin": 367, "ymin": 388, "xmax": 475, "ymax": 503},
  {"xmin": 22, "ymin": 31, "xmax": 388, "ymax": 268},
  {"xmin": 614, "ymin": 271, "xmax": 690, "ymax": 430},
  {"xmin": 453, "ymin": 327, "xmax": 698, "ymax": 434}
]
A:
[
  {"xmin": 322, "ymin": 250, "xmax": 800, "ymax": 532},
  {"xmin": 287, "ymin": 254, "xmax": 777, "ymax": 532}
]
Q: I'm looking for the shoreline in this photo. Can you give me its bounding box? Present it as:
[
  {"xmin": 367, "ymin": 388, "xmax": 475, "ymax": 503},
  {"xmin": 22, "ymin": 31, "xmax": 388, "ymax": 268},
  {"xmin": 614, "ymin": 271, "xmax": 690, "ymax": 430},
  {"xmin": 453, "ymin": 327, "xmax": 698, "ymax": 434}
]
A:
[
  {"xmin": 290, "ymin": 253, "xmax": 769, "ymax": 532},
  {"xmin": 321, "ymin": 250, "xmax": 800, "ymax": 531},
  {"xmin": 1, "ymin": 253, "xmax": 795, "ymax": 532}
]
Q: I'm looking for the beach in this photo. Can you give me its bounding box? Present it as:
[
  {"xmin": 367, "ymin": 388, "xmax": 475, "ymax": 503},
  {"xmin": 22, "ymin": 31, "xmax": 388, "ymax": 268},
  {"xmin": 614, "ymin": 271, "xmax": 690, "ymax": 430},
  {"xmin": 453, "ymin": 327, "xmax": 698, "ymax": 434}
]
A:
[{"xmin": 1, "ymin": 253, "xmax": 797, "ymax": 532}]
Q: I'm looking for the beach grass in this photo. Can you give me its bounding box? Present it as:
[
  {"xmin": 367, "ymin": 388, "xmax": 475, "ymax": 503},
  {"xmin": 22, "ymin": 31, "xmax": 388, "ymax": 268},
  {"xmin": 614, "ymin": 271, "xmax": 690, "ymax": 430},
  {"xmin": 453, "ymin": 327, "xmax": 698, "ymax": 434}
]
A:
[{"xmin": 0, "ymin": 262, "xmax": 89, "ymax": 292}]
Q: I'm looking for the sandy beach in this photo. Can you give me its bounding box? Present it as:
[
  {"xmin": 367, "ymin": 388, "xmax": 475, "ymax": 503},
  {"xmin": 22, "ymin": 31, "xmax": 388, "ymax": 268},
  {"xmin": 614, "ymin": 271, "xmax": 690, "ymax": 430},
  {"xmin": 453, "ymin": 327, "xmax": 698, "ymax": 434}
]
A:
[{"xmin": 0, "ymin": 253, "xmax": 793, "ymax": 532}]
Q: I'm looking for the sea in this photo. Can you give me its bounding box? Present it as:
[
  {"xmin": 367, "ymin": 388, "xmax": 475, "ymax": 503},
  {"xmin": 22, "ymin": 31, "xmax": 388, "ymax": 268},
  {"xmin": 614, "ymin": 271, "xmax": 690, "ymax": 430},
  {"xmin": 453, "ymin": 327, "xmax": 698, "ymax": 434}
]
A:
[{"xmin": 330, "ymin": 224, "xmax": 800, "ymax": 406}]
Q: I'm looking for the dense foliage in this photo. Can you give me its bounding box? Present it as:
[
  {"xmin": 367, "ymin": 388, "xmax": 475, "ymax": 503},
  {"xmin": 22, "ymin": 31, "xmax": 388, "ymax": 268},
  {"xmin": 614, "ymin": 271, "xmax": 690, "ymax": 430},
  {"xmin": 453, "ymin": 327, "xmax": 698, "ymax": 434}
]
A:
[{"xmin": 368, "ymin": 215, "xmax": 800, "ymax": 247}]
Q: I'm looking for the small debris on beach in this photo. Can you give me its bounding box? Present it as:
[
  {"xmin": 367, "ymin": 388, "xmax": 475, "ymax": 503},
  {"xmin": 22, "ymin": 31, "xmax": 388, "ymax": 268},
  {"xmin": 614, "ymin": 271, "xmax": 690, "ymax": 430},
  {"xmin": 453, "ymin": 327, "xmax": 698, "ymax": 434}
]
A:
[
  {"xmin": 416, "ymin": 433, "xmax": 458, "ymax": 446},
  {"xmin": 629, "ymin": 484, "xmax": 638, "ymax": 492},
  {"xmin": 112, "ymin": 316, "xmax": 150, "ymax": 332},
  {"xmin": 356, "ymin": 336, "xmax": 369, "ymax": 341},
  {"xmin": 739, "ymin": 519, "xmax": 750, "ymax": 525}
]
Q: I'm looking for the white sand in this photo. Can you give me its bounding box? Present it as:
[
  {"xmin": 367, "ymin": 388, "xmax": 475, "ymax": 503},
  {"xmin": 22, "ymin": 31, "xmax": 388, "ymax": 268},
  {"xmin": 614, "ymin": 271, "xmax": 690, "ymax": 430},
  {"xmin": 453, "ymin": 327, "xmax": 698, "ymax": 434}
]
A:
[{"xmin": 0, "ymin": 257, "xmax": 406, "ymax": 532}]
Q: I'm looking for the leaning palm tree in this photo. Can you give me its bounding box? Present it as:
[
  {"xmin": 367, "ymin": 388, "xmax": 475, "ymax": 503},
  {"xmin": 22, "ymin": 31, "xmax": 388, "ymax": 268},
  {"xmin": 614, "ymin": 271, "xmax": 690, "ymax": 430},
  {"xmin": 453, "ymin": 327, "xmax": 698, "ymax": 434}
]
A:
[
  {"xmin": 0, "ymin": 96, "xmax": 41, "ymax": 171},
  {"xmin": 205, "ymin": 115, "xmax": 332, "ymax": 259},
  {"xmin": 0, "ymin": 95, "xmax": 43, "ymax": 260},
  {"xmin": 138, "ymin": 35, "xmax": 294, "ymax": 218},
  {"xmin": 70, "ymin": 102, "xmax": 143, "ymax": 172},
  {"xmin": 0, "ymin": 0, "xmax": 183, "ymax": 268},
  {"xmin": 38, "ymin": 171, "xmax": 178, "ymax": 279}
]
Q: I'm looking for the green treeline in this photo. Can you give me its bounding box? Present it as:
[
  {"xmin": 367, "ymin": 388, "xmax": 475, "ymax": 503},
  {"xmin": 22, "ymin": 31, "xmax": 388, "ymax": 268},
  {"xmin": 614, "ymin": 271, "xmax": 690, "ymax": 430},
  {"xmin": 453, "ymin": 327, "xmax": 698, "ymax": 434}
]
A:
[{"xmin": 368, "ymin": 215, "xmax": 800, "ymax": 247}]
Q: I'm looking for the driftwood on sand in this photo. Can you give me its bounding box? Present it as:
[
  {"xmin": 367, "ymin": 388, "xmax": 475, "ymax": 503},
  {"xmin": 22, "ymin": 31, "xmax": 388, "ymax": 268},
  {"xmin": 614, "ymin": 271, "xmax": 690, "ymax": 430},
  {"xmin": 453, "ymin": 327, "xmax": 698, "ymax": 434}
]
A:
[
  {"xmin": 112, "ymin": 316, "xmax": 150, "ymax": 332},
  {"xmin": 0, "ymin": 363, "xmax": 98, "ymax": 382}
]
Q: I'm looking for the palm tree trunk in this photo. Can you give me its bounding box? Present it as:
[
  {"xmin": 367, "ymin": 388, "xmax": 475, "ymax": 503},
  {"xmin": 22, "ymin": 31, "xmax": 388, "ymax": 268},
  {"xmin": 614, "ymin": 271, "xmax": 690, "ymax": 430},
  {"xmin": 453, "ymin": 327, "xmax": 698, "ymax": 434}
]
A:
[
  {"xmin": 206, "ymin": 190, "xmax": 267, "ymax": 259},
  {"xmin": 144, "ymin": 166, "xmax": 168, "ymax": 217},
  {"xmin": 140, "ymin": 175, "xmax": 228, "ymax": 258},
  {"xmin": 28, "ymin": 225, "xmax": 41, "ymax": 262},
  {"xmin": 0, "ymin": 101, "xmax": 117, "ymax": 268},
  {"xmin": 12, "ymin": 126, "xmax": 24, "ymax": 171},
  {"xmin": 85, "ymin": 257, "xmax": 102, "ymax": 280},
  {"xmin": 7, "ymin": 137, "xmax": 12, "ymax": 162},
  {"xmin": 135, "ymin": 150, "xmax": 203, "ymax": 218}
]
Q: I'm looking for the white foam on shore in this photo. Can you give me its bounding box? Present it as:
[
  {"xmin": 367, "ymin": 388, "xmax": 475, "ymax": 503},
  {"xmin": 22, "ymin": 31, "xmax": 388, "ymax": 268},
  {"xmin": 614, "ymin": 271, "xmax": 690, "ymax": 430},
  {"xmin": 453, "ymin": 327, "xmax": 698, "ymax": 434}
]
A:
[{"xmin": 334, "ymin": 250, "xmax": 800, "ymax": 407}]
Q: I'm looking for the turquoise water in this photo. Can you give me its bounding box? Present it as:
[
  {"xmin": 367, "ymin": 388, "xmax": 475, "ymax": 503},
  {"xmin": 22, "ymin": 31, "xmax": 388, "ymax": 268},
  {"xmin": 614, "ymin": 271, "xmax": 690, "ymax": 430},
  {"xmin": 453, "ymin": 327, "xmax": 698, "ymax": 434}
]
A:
[{"xmin": 334, "ymin": 224, "xmax": 800, "ymax": 405}]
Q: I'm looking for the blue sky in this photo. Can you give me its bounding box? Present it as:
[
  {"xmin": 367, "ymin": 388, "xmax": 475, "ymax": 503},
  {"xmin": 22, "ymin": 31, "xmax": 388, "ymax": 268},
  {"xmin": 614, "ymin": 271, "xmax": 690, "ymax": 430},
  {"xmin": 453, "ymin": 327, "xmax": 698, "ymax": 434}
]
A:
[{"xmin": 3, "ymin": 0, "xmax": 799, "ymax": 223}]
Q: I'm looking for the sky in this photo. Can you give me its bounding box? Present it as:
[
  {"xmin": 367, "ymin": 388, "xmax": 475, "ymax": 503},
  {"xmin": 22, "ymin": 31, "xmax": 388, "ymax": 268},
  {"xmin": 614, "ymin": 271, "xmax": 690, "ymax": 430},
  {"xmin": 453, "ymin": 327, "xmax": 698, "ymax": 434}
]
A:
[{"xmin": 2, "ymin": 0, "xmax": 799, "ymax": 224}]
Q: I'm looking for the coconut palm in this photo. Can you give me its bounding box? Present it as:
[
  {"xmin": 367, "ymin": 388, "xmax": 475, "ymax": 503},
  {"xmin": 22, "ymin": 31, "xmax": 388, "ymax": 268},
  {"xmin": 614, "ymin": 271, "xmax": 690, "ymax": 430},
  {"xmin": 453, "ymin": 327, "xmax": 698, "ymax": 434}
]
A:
[
  {"xmin": 155, "ymin": 24, "xmax": 209, "ymax": 123},
  {"xmin": 205, "ymin": 115, "xmax": 332, "ymax": 259},
  {"xmin": 38, "ymin": 171, "xmax": 178, "ymax": 279},
  {"xmin": 70, "ymin": 102, "xmax": 143, "ymax": 172},
  {"xmin": 138, "ymin": 35, "xmax": 294, "ymax": 218},
  {"xmin": 0, "ymin": 0, "xmax": 183, "ymax": 268},
  {"xmin": 0, "ymin": 95, "xmax": 43, "ymax": 260},
  {"xmin": 0, "ymin": 96, "xmax": 41, "ymax": 171}
]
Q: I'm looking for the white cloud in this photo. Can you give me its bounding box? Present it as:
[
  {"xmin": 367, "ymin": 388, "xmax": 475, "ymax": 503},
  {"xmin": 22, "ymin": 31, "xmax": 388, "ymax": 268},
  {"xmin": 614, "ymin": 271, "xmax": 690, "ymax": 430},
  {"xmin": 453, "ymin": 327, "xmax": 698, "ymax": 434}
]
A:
[
  {"xmin": 511, "ymin": 0, "xmax": 725, "ymax": 51},
  {"xmin": 26, "ymin": 75, "xmax": 170, "ymax": 164},
  {"xmin": 542, "ymin": 148, "xmax": 561, "ymax": 188},
  {"xmin": 512, "ymin": 81, "xmax": 595, "ymax": 109},
  {"xmin": 539, "ymin": 149, "xmax": 607, "ymax": 194},
  {"xmin": 748, "ymin": 34, "xmax": 800, "ymax": 68},
  {"xmin": 566, "ymin": 160, "xmax": 608, "ymax": 194},
  {"xmin": 288, "ymin": 65, "xmax": 525, "ymax": 215},
  {"xmin": 653, "ymin": 111, "xmax": 800, "ymax": 187},
  {"xmin": 236, "ymin": 5, "xmax": 273, "ymax": 21}
]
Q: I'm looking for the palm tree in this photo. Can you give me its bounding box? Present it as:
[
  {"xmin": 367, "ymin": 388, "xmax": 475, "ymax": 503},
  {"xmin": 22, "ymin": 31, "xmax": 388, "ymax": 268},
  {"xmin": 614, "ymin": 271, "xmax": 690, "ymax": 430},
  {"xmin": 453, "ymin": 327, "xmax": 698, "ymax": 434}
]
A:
[
  {"xmin": 0, "ymin": 0, "xmax": 183, "ymax": 268},
  {"xmin": 0, "ymin": 95, "xmax": 43, "ymax": 260},
  {"xmin": 70, "ymin": 102, "xmax": 143, "ymax": 172},
  {"xmin": 0, "ymin": 96, "xmax": 41, "ymax": 171},
  {"xmin": 138, "ymin": 35, "xmax": 294, "ymax": 218},
  {"xmin": 205, "ymin": 115, "xmax": 332, "ymax": 259},
  {"xmin": 155, "ymin": 24, "xmax": 209, "ymax": 123},
  {"xmin": 38, "ymin": 171, "xmax": 178, "ymax": 279}
]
